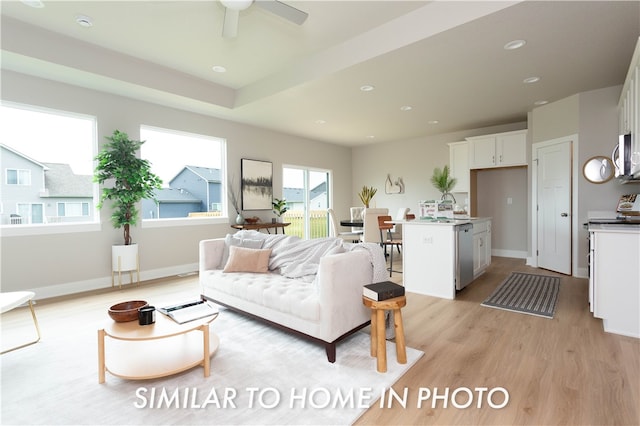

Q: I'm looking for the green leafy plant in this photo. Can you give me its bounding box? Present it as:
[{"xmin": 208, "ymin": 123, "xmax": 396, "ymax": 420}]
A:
[
  {"xmin": 94, "ymin": 130, "xmax": 163, "ymax": 245},
  {"xmin": 272, "ymin": 198, "xmax": 289, "ymax": 217},
  {"xmin": 431, "ymin": 165, "xmax": 457, "ymax": 201},
  {"xmin": 358, "ymin": 186, "xmax": 377, "ymax": 208}
]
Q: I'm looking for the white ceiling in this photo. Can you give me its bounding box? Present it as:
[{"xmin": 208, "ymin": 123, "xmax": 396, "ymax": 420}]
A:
[{"xmin": 1, "ymin": 1, "xmax": 639, "ymax": 146}]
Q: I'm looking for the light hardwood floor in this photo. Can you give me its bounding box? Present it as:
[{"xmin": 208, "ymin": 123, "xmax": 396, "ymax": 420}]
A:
[
  {"xmin": 357, "ymin": 255, "xmax": 640, "ymax": 425},
  {"xmin": 2, "ymin": 257, "xmax": 638, "ymax": 425}
]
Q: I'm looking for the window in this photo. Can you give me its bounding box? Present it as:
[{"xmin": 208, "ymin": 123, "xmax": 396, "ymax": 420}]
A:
[
  {"xmin": 57, "ymin": 202, "xmax": 90, "ymax": 217},
  {"xmin": 140, "ymin": 126, "xmax": 225, "ymax": 221},
  {"xmin": 16, "ymin": 203, "xmax": 44, "ymax": 224},
  {"xmin": 282, "ymin": 166, "xmax": 330, "ymax": 239},
  {"xmin": 6, "ymin": 169, "xmax": 31, "ymax": 185},
  {"xmin": 0, "ymin": 102, "xmax": 96, "ymax": 228}
]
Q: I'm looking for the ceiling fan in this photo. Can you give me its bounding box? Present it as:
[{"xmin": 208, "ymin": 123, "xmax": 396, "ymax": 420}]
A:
[{"xmin": 220, "ymin": 0, "xmax": 308, "ymax": 39}]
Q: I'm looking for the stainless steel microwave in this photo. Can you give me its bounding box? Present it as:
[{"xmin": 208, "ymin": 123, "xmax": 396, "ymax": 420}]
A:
[{"xmin": 612, "ymin": 133, "xmax": 633, "ymax": 177}]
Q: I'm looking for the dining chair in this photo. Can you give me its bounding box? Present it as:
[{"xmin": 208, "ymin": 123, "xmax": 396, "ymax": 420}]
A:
[
  {"xmin": 327, "ymin": 209, "xmax": 362, "ymax": 242},
  {"xmin": 349, "ymin": 207, "xmax": 365, "ymax": 234},
  {"xmin": 378, "ymin": 215, "xmax": 402, "ymax": 276},
  {"xmin": 361, "ymin": 208, "xmax": 389, "ymax": 243}
]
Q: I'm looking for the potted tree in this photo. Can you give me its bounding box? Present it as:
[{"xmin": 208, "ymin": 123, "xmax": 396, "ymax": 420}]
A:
[
  {"xmin": 272, "ymin": 198, "xmax": 289, "ymax": 222},
  {"xmin": 94, "ymin": 130, "xmax": 162, "ymax": 283}
]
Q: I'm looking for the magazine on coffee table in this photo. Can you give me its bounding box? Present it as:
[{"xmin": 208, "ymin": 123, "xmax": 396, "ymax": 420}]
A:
[{"xmin": 158, "ymin": 300, "xmax": 219, "ymax": 324}]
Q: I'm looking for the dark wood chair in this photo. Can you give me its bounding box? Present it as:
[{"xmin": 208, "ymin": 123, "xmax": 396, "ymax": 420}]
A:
[{"xmin": 378, "ymin": 215, "xmax": 402, "ymax": 276}]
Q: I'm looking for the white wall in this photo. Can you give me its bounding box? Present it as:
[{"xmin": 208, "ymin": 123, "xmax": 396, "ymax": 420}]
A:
[
  {"xmin": 0, "ymin": 71, "xmax": 353, "ymax": 298},
  {"xmin": 476, "ymin": 167, "xmax": 528, "ymax": 257}
]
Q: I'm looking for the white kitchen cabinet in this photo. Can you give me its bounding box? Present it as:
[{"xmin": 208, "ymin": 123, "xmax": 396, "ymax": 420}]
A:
[
  {"xmin": 472, "ymin": 218, "xmax": 491, "ymax": 278},
  {"xmin": 590, "ymin": 226, "xmax": 640, "ymax": 338},
  {"xmin": 448, "ymin": 141, "xmax": 469, "ymax": 193},
  {"xmin": 618, "ymin": 37, "xmax": 640, "ymax": 178},
  {"xmin": 467, "ymin": 130, "xmax": 527, "ymax": 169}
]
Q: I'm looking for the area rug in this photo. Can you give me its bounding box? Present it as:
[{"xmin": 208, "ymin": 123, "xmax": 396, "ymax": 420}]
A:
[
  {"xmin": 1, "ymin": 307, "xmax": 423, "ymax": 425},
  {"xmin": 481, "ymin": 272, "xmax": 560, "ymax": 318}
]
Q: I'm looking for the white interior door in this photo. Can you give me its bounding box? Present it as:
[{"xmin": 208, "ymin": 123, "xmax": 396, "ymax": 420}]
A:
[{"xmin": 537, "ymin": 141, "xmax": 572, "ymax": 274}]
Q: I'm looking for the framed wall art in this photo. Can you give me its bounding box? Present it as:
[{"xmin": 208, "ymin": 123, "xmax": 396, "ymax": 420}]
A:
[{"xmin": 241, "ymin": 158, "xmax": 273, "ymax": 210}]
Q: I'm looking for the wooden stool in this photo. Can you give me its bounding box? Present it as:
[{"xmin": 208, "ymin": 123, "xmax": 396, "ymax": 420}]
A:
[{"xmin": 362, "ymin": 295, "xmax": 407, "ymax": 373}]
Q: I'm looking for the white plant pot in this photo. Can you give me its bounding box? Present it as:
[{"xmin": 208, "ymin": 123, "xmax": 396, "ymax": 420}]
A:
[{"xmin": 112, "ymin": 244, "xmax": 139, "ymax": 272}]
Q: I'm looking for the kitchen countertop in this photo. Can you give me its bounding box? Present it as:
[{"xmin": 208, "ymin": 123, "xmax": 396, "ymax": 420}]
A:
[
  {"xmin": 588, "ymin": 222, "xmax": 640, "ymax": 233},
  {"xmin": 586, "ymin": 217, "xmax": 640, "ymax": 233},
  {"xmin": 399, "ymin": 217, "xmax": 491, "ymax": 226}
]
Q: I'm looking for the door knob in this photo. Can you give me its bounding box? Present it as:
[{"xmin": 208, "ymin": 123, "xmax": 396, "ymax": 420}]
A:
[{"xmin": 560, "ymin": 213, "xmax": 569, "ymax": 217}]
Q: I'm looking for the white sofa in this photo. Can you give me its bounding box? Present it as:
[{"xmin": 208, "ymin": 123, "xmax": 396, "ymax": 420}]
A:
[{"xmin": 199, "ymin": 232, "xmax": 386, "ymax": 362}]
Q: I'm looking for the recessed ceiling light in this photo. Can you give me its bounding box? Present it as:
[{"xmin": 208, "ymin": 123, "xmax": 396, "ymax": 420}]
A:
[
  {"xmin": 75, "ymin": 15, "xmax": 93, "ymax": 27},
  {"xmin": 211, "ymin": 65, "xmax": 226, "ymax": 73},
  {"xmin": 366, "ymin": 135, "xmax": 375, "ymax": 139},
  {"xmin": 534, "ymin": 100, "xmax": 549, "ymax": 106},
  {"xmin": 428, "ymin": 120, "xmax": 439, "ymax": 125},
  {"xmin": 21, "ymin": 0, "xmax": 44, "ymax": 8},
  {"xmin": 523, "ymin": 76, "xmax": 540, "ymax": 84},
  {"xmin": 360, "ymin": 85, "xmax": 375, "ymax": 92},
  {"xmin": 400, "ymin": 105, "xmax": 413, "ymax": 111},
  {"xmin": 504, "ymin": 39, "xmax": 526, "ymax": 50},
  {"xmin": 315, "ymin": 119, "xmax": 326, "ymax": 125}
]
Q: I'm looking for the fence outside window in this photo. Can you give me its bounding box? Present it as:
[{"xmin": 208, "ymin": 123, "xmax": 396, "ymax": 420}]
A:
[{"xmin": 282, "ymin": 209, "xmax": 328, "ymax": 239}]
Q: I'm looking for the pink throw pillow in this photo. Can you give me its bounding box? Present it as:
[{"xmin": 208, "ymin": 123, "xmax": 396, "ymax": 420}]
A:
[{"xmin": 223, "ymin": 246, "xmax": 272, "ymax": 273}]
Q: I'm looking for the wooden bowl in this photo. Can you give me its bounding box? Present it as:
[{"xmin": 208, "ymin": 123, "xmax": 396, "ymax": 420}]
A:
[
  {"xmin": 244, "ymin": 217, "xmax": 260, "ymax": 224},
  {"xmin": 108, "ymin": 300, "xmax": 148, "ymax": 322}
]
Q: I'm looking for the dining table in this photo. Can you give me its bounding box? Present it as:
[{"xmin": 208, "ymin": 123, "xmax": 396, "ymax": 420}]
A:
[{"xmin": 339, "ymin": 219, "xmax": 363, "ymax": 227}]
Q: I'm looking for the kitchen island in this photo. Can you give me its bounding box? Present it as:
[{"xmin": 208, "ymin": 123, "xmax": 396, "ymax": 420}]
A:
[{"xmin": 402, "ymin": 218, "xmax": 491, "ymax": 299}]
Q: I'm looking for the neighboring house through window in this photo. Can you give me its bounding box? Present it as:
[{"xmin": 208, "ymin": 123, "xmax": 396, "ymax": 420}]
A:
[
  {"xmin": 140, "ymin": 126, "xmax": 225, "ymax": 220},
  {"xmin": 0, "ymin": 103, "xmax": 96, "ymax": 227}
]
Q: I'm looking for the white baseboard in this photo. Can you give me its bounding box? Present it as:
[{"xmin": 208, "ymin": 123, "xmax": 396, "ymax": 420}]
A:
[
  {"xmin": 30, "ymin": 263, "xmax": 199, "ymax": 300},
  {"xmin": 574, "ymin": 267, "xmax": 588, "ymax": 279},
  {"xmin": 523, "ymin": 258, "xmax": 588, "ymax": 279},
  {"xmin": 492, "ymin": 249, "xmax": 528, "ymax": 259}
]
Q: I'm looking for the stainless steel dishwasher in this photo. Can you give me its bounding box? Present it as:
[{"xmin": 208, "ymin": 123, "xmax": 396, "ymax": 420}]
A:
[{"xmin": 455, "ymin": 223, "xmax": 474, "ymax": 290}]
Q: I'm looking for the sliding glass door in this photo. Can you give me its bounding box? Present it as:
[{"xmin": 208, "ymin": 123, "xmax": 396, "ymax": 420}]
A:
[{"xmin": 283, "ymin": 166, "xmax": 330, "ymax": 239}]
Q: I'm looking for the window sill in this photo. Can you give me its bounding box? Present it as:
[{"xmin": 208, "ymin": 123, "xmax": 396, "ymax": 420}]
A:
[{"xmin": 0, "ymin": 222, "xmax": 101, "ymax": 237}]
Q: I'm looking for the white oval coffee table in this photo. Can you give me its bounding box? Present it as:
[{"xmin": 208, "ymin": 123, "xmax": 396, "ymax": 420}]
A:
[{"xmin": 98, "ymin": 311, "xmax": 219, "ymax": 383}]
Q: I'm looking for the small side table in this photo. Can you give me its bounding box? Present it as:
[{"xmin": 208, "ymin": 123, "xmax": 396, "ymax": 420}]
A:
[{"xmin": 362, "ymin": 295, "xmax": 407, "ymax": 373}]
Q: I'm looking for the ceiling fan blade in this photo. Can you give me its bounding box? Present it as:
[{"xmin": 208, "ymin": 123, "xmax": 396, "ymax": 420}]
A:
[
  {"xmin": 255, "ymin": 0, "xmax": 308, "ymax": 25},
  {"xmin": 222, "ymin": 7, "xmax": 240, "ymax": 38}
]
